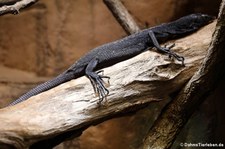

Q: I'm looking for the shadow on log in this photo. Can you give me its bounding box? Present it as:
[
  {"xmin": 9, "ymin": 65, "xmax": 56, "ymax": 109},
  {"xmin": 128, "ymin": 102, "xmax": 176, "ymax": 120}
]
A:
[{"xmin": 0, "ymin": 22, "xmax": 215, "ymax": 148}]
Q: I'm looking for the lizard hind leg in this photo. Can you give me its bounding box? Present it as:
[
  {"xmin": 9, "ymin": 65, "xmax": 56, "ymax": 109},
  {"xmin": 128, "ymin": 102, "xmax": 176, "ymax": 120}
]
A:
[{"xmin": 85, "ymin": 58, "xmax": 110, "ymax": 104}]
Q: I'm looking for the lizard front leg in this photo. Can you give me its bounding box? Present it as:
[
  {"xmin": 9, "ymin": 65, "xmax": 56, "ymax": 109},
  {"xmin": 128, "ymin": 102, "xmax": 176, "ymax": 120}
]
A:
[
  {"xmin": 148, "ymin": 30, "xmax": 185, "ymax": 65},
  {"xmin": 85, "ymin": 58, "xmax": 110, "ymax": 104}
]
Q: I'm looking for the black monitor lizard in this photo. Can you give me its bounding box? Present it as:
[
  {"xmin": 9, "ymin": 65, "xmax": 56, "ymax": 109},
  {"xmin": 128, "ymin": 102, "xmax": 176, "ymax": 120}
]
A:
[{"xmin": 8, "ymin": 13, "xmax": 214, "ymax": 106}]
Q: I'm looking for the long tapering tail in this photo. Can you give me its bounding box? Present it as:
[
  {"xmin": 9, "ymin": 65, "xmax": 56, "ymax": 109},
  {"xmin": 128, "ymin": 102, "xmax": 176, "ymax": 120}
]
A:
[{"xmin": 8, "ymin": 73, "xmax": 75, "ymax": 106}]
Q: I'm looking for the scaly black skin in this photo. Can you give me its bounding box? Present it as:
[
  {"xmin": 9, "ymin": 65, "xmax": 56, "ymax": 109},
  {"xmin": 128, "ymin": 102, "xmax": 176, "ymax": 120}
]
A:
[{"xmin": 9, "ymin": 13, "xmax": 214, "ymax": 106}]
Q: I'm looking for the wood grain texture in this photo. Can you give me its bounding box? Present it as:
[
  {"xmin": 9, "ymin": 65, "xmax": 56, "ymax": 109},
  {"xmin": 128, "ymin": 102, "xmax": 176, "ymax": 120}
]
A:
[{"xmin": 0, "ymin": 22, "xmax": 215, "ymax": 148}]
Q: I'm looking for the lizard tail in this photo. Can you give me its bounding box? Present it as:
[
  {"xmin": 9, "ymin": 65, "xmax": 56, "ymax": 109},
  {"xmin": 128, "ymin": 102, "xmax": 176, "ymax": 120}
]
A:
[{"xmin": 8, "ymin": 73, "xmax": 75, "ymax": 106}]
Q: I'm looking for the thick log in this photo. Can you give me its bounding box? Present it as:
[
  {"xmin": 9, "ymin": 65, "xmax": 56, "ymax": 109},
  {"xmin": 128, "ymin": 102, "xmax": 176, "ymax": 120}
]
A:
[{"xmin": 0, "ymin": 22, "xmax": 215, "ymax": 148}]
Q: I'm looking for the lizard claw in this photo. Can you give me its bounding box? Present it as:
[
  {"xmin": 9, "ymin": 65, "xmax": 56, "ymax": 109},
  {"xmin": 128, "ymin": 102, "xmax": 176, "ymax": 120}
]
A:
[
  {"xmin": 160, "ymin": 43, "xmax": 185, "ymax": 65},
  {"xmin": 168, "ymin": 51, "xmax": 185, "ymax": 66},
  {"xmin": 96, "ymin": 70, "xmax": 104, "ymax": 75},
  {"xmin": 164, "ymin": 43, "xmax": 175, "ymax": 50},
  {"xmin": 165, "ymin": 44, "xmax": 185, "ymax": 65},
  {"xmin": 87, "ymin": 71, "xmax": 110, "ymax": 104}
]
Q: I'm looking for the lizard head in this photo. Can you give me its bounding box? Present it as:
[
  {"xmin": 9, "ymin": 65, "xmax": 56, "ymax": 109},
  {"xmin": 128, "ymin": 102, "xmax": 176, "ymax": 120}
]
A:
[{"xmin": 177, "ymin": 13, "xmax": 215, "ymax": 30}]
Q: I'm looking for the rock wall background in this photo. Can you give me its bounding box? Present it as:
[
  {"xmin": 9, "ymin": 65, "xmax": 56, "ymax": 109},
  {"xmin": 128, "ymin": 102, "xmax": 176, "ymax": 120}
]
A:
[{"xmin": 0, "ymin": 0, "xmax": 223, "ymax": 149}]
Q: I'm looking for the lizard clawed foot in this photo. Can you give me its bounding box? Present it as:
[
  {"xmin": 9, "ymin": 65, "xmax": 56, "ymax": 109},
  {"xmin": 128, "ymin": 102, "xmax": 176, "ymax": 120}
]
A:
[
  {"xmin": 168, "ymin": 51, "xmax": 185, "ymax": 66},
  {"xmin": 88, "ymin": 71, "xmax": 110, "ymax": 104},
  {"xmin": 161, "ymin": 43, "xmax": 185, "ymax": 66},
  {"xmin": 85, "ymin": 58, "xmax": 111, "ymax": 105},
  {"xmin": 148, "ymin": 31, "xmax": 184, "ymax": 65}
]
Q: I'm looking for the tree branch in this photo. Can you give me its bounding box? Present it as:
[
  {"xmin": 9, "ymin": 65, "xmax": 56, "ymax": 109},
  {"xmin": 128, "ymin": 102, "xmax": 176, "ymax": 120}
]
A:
[
  {"xmin": 0, "ymin": 0, "xmax": 38, "ymax": 16},
  {"xmin": 0, "ymin": 0, "xmax": 19, "ymax": 6},
  {"xmin": 143, "ymin": 2, "xmax": 225, "ymax": 149},
  {"xmin": 103, "ymin": 0, "xmax": 140, "ymax": 34},
  {"xmin": 0, "ymin": 22, "xmax": 215, "ymax": 148}
]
